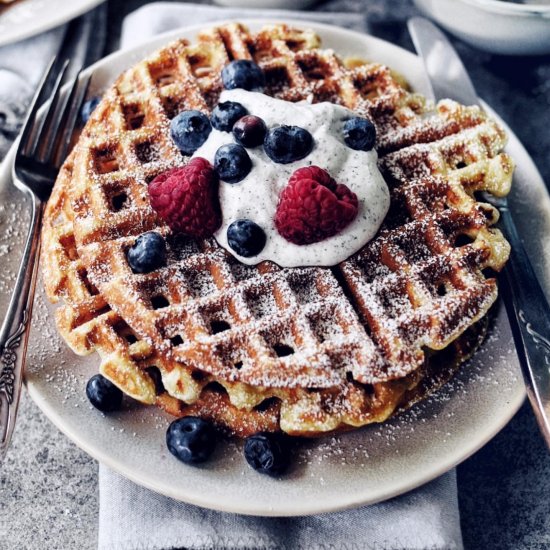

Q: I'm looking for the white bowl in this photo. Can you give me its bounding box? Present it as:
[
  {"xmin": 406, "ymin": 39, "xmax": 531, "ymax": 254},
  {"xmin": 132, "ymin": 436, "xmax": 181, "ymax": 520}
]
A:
[
  {"xmin": 414, "ymin": 0, "xmax": 550, "ymax": 55},
  {"xmin": 213, "ymin": 0, "xmax": 318, "ymax": 8}
]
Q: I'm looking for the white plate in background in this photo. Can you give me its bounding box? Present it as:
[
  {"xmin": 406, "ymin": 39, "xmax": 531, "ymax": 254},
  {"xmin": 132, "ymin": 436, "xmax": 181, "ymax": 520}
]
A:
[
  {"xmin": 0, "ymin": 0, "xmax": 103, "ymax": 47},
  {"xmin": 414, "ymin": 0, "xmax": 550, "ymax": 55}
]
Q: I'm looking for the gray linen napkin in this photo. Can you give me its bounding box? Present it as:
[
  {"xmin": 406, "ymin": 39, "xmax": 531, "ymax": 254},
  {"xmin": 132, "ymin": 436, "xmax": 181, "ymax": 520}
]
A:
[
  {"xmin": 98, "ymin": 4, "xmax": 464, "ymax": 550},
  {"xmin": 0, "ymin": 5, "xmax": 107, "ymax": 162},
  {"xmin": 0, "ymin": 28, "xmax": 65, "ymax": 159},
  {"xmin": 120, "ymin": 2, "xmax": 368, "ymax": 49},
  {"xmin": 99, "ymin": 466, "xmax": 462, "ymax": 550}
]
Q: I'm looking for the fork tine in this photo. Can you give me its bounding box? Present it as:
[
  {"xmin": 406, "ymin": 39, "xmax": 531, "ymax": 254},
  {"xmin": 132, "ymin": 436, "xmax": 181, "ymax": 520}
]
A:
[
  {"xmin": 25, "ymin": 59, "xmax": 71, "ymax": 159},
  {"xmin": 41, "ymin": 67, "xmax": 86, "ymax": 166},
  {"xmin": 40, "ymin": 66, "xmax": 81, "ymax": 164},
  {"xmin": 17, "ymin": 56, "xmax": 59, "ymax": 159},
  {"xmin": 54, "ymin": 73, "xmax": 91, "ymax": 168}
]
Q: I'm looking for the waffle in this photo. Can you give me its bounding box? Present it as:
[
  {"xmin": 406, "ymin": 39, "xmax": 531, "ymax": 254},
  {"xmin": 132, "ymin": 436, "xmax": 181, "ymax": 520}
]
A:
[
  {"xmin": 42, "ymin": 155, "xmax": 488, "ymax": 436},
  {"xmin": 43, "ymin": 153, "xmax": 487, "ymax": 436},
  {"xmin": 42, "ymin": 23, "xmax": 513, "ymax": 436}
]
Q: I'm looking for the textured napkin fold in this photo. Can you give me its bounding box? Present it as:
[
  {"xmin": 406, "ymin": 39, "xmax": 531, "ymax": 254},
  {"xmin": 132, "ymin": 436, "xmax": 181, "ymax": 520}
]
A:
[
  {"xmin": 0, "ymin": 6, "xmax": 107, "ymax": 162},
  {"xmin": 0, "ymin": 28, "xmax": 65, "ymax": 160},
  {"xmin": 98, "ymin": 4, "xmax": 464, "ymax": 550},
  {"xmin": 120, "ymin": 2, "xmax": 368, "ymax": 49},
  {"xmin": 99, "ymin": 466, "xmax": 463, "ymax": 550}
]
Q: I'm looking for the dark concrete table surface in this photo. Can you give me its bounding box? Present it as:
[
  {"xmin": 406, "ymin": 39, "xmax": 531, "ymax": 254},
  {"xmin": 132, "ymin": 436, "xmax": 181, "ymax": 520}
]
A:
[{"xmin": 1, "ymin": 1, "xmax": 549, "ymax": 549}]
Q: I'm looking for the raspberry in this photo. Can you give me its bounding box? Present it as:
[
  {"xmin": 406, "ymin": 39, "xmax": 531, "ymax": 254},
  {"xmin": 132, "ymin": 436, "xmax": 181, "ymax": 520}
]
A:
[
  {"xmin": 148, "ymin": 158, "xmax": 221, "ymax": 239},
  {"xmin": 274, "ymin": 166, "xmax": 358, "ymax": 245}
]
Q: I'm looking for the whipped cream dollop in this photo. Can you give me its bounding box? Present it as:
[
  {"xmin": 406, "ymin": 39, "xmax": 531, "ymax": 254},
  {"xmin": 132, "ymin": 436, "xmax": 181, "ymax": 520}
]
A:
[{"xmin": 193, "ymin": 89, "xmax": 390, "ymax": 267}]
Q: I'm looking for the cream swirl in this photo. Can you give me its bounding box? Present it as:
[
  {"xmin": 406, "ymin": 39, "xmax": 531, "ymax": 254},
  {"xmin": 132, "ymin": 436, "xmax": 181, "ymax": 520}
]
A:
[{"xmin": 193, "ymin": 89, "xmax": 389, "ymax": 267}]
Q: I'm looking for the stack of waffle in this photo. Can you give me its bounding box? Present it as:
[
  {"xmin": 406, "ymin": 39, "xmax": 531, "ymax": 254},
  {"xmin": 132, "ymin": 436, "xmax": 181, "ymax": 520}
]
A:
[{"xmin": 41, "ymin": 23, "xmax": 513, "ymax": 437}]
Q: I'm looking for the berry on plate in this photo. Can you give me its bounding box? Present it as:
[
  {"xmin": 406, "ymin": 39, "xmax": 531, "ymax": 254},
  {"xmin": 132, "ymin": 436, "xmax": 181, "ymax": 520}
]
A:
[
  {"xmin": 275, "ymin": 166, "xmax": 359, "ymax": 245},
  {"xmin": 263, "ymin": 125, "xmax": 313, "ymax": 164},
  {"xmin": 86, "ymin": 374, "xmax": 123, "ymax": 412},
  {"xmin": 166, "ymin": 416, "xmax": 217, "ymax": 464},
  {"xmin": 232, "ymin": 115, "xmax": 267, "ymax": 148},
  {"xmin": 149, "ymin": 158, "xmax": 221, "ymax": 238},
  {"xmin": 211, "ymin": 101, "xmax": 248, "ymax": 132},
  {"xmin": 221, "ymin": 60, "xmax": 265, "ymax": 91},
  {"xmin": 126, "ymin": 231, "xmax": 167, "ymax": 273},
  {"xmin": 170, "ymin": 110, "xmax": 212, "ymax": 155},
  {"xmin": 227, "ymin": 219, "xmax": 266, "ymax": 257},
  {"xmin": 80, "ymin": 97, "xmax": 101, "ymax": 123},
  {"xmin": 214, "ymin": 143, "xmax": 252, "ymax": 183},
  {"xmin": 244, "ymin": 432, "xmax": 289, "ymax": 476},
  {"xmin": 343, "ymin": 117, "xmax": 376, "ymax": 151}
]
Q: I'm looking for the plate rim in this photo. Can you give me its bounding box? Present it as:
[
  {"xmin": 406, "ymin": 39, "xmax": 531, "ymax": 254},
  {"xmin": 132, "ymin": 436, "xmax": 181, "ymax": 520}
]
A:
[
  {"xmin": 0, "ymin": 0, "xmax": 104, "ymax": 48},
  {"xmin": 19, "ymin": 18, "xmax": 533, "ymax": 515}
]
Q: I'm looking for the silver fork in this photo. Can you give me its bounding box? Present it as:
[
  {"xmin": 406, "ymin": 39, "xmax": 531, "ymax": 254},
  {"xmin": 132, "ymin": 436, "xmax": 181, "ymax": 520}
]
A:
[{"xmin": 0, "ymin": 59, "xmax": 89, "ymax": 460}]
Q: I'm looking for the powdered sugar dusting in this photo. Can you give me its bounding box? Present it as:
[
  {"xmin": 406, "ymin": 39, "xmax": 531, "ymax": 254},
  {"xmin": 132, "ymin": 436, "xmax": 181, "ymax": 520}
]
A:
[
  {"xmin": 0, "ymin": 200, "xmax": 29, "ymax": 293},
  {"xmin": 39, "ymin": 24, "xmax": 516, "ymax": 437}
]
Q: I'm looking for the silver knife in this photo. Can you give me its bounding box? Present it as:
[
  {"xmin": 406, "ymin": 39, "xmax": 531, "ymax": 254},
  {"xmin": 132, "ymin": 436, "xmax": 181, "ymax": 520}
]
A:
[{"xmin": 408, "ymin": 16, "xmax": 550, "ymax": 450}]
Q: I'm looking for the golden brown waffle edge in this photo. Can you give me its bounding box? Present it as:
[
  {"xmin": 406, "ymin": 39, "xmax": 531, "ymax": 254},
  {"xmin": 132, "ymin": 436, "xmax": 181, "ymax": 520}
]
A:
[{"xmin": 41, "ymin": 22, "xmax": 513, "ymax": 437}]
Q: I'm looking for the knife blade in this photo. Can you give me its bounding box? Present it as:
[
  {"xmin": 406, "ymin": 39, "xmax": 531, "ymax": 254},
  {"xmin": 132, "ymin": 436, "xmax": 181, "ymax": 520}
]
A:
[
  {"xmin": 62, "ymin": 5, "xmax": 106, "ymax": 73},
  {"xmin": 407, "ymin": 17, "xmax": 479, "ymax": 106},
  {"xmin": 407, "ymin": 16, "xmax": 550, "ymax": 450}
]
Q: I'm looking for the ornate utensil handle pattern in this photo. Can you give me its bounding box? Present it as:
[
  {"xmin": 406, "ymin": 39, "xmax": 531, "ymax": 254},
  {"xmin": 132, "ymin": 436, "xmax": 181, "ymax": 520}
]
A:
[
  {"xmin": 499, "ymin": 206, "xmax": 550, "ymax": 450},
  {"xmin": 0, "ymin": 310, "xmax": 29, "ymax": 404},
  {"xmin": 0, "ymin": 192, "xmax": 43, "ymax": 459}
]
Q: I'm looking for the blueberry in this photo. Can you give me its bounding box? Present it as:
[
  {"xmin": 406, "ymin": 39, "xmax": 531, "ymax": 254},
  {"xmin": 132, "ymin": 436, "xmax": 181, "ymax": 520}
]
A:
[
  {"xmin": 263, "ymin": 125, "xmax": 313, "ymax": 164},
  {"xmin": 80, "ymin": 97, "xmax": 101, "ymax": 123},
  {"xmin": 127, "ymin": 231, "xmax": 166, "ymax": 274},
  {"xmin": 232, "ymin": 115, "xmax": 266, "ymax": 148},
  {"xmin": 166, "ymin": 416, "xmax": 217, "ymax": 464},
  {"xmin": 227, "ymin": 219, "xmax": 266, "ymax": 258},
  {"xmin": 343, "ymin": 117, "xmax": 376, "ymax": 151},
  {"xmin": 170, "ymin": 110, "xmax": 212, "ymax": 155},
  {"xmin": 214, "ymin": 143, "xmax": 252, "ymax": 183},
  {"xmin": 211, "ymin": 101, "xmax": 248, "ymax": 132},
  {"xmin": 244, "ymin": 432, "xmax": 289, "ymax": 476},
  {"xmin": 86, "ymin": 374, "xmax": 123, "ymax": 412},
  {"xmin": 221, "ymin": 60, "xmax": 265, "ymax": 91}
]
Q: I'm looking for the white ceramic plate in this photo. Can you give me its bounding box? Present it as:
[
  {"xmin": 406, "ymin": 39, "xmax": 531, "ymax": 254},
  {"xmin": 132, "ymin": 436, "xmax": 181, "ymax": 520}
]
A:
[
  {"xmin": 0, "ymin": 0, "xmax": 103, "ymax": 47},
  {"xmin": 3, "ymin": 20, "xmax": 549, "ymax": 516}
]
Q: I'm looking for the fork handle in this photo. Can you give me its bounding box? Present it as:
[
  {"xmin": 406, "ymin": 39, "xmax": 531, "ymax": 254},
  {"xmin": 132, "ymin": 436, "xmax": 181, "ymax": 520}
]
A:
[
  {"xmin": 498, "ymin": 206, "xmax": 550, "ymax": 450},
  {"xmin": 0, "ymin": 191, "xmax": 43, "ymax": 460}
]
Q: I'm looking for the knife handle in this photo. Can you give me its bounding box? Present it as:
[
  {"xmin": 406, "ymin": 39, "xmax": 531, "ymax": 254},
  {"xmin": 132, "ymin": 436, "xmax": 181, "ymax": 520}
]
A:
[{"xmin": 498, "ymin": 206, "xmax": 550, "ymax": 449}]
